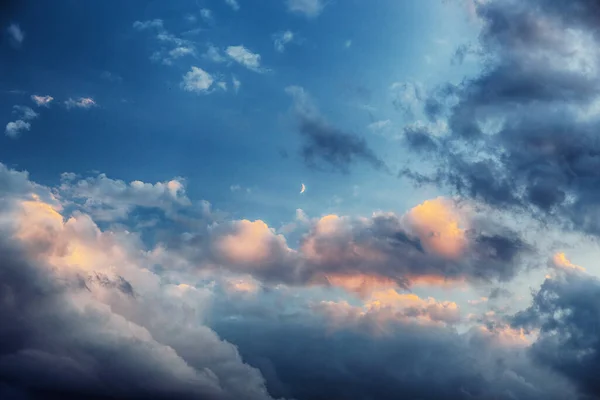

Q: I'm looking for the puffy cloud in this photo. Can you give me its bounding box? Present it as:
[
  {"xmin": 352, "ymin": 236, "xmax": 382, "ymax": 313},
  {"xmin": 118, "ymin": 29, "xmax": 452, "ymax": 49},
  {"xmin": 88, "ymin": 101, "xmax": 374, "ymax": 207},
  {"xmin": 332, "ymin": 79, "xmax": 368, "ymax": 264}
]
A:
[
  {"xmin": 31, "ymin": 95, "xmax": 54, "ymax": 107},
  {"xmin": 273, "ymin": 31, "xmax": 294, "ymax": 53},
  {"xmin": 550, "ymin": 252, "xmax": 585, "ymax": 272},
  {"xmin": 402, "ymin": 0, "xmax": 600, "ymax": 236},
  {"xmin": 181, "ymin": 66, "xmax": 214, "ymax": 94},
  {"xmin": 226, "ymin": 45, "xmax": 266, "ymax": 72},
  {"xmin": 64, "ymin": 97, "xmax": 96, "ymax": 109},
  {"xmin": 286, "ymin": 86, "xmax": 388, "ymax": 173},
  {"xmin": 5, "ymin": 120, "xmax": 30, "ymax": 138},
  {"xmin": 286, "ymin": 0, "xmax": 325, "ymax": 18},
  {"xmin": 58, "ymin": 172, "xmax": 191, "ymax": 221},
  {"xmin": 7, "ymin": 23, "xmax": 24, "ymax": 46},
  {"xmin": 0, "ymin": 164, "xmax": 282, "ymax": 400}
]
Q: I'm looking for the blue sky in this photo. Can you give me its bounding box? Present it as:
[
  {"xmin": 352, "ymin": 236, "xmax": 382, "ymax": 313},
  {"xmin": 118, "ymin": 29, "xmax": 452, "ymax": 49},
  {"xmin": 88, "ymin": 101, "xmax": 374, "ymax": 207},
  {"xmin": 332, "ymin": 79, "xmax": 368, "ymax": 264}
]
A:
[{"xmin": 5, "ymin": 1, "xmax": 600, "ymax": 400}]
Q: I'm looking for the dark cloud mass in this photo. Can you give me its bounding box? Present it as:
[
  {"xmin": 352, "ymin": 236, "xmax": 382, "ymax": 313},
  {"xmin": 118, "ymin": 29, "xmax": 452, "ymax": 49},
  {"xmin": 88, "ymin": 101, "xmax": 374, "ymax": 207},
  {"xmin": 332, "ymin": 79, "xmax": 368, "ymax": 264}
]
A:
[{"xmin": 403, "ymin": 0, "xmax": 600, "ymax": 235}]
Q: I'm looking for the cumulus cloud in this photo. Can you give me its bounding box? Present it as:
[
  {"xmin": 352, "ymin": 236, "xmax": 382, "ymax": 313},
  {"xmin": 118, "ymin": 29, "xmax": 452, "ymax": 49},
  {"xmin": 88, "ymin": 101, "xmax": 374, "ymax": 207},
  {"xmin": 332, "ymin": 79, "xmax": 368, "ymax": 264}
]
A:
[
  {"xmin": 5, "ymin": 120, "xmax": 30, "ymax": 138},
  {"xmin": 273, "ymin": 31, "xmax": 294, "ymax": 53},
  {"xmin": 286, "ymin": 85, "xmax": 388, "ymax": 173},
  {"xmin": 7, "ymin": 23, "xmax": 24, "ymax": 46},
  {"xmin": 64, "ymin": 97, "xmax": 96, "ymax": 109},
  {"xmin": 226, "ymin": 45, "xmax": 266, "ymax": 72},
  {"xmin": 31, "ymin": 95, "xmax": 54, "ymax": 107},
  {"xmin": 286, "ymin": 0, "xmax": 325, "ymax": 18},
  {"xmin": 0, "ymin": 164, "xmax": 282, "ymax": 400},
  {"xmin": 181, "ymin": 66, "xmax": 214, "ymax": 94},
  {"xmin": 402, "ymin": 0, "xmax": 600, "ymax": 236}
]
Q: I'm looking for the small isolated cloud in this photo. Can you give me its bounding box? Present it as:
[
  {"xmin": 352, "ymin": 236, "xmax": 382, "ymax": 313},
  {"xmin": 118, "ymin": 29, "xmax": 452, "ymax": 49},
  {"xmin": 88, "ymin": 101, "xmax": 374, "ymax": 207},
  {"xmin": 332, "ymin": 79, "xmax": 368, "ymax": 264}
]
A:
[
  {"xmin": 7, "ymin": 23, "xmax": 24, "ymax": 46},
  {"xmin": 31, "ymin": 95, "xmax": 54, "ymax": 107},
  {"xmin": 287, "ymin": 0, "xmax": 325, "ymax": 18},
  {"xmin": 226, "ymin": 45, "xmax": 265, "ymax": 72},
  {"xmin": 286, "ymin": 85, "xmax": 387, "ymax": 173},
  {"xmin": 345, "ymin": 40, "xmax": 352, "ymax": 48},
  {"xmin": 169, "ymin": 46, "xmax": 195, "ymax": 59},
  {"xmin": 5, "ymin": 120, "xmax": 30, "ymax": 138},
  {"xmin": 204, "ymin": 44, "xmax": 226, "ymax": 63},
  {"xmin": 232, "ymin": 75, "xmax": 241, "ymax": 94},
  {"xmin": 224, "ymin": 0, "xmax": 240, "ymax": 11},
  {"xmin": 368, "ymin": 119, "xmax": 392, "ymax": 134},
  {"xmin": 65, "ymin": 97, "xmax": 97, "ymax": 109},
  {"xmin": 273, "ymin": 30, "xmax": 294, "ymax": 53},
  {"xmin": 181, "ymin": 66, "xmax": 214, "ymax": 94},
  {"xmin": 200, "ymin": 9, "xmax": 213, "ymax": 22},
  {"xmin": 5, "ymin": 105, "xmax": 38, "ymax": 139},
  {"xmin": 132, "ymin": 19, "xmax": 164, "ymax": 30}
]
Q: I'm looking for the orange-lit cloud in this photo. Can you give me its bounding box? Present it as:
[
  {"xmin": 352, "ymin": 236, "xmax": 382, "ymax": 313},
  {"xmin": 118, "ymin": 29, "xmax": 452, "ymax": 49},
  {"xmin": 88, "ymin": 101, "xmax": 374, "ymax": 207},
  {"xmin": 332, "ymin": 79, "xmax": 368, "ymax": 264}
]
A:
[
  {"xmin": 405, "ymin": 197, "xmax": 467, "ymax": 259},
  {"xmin": 551, "ymin": 252, "xmax": 585, "ymax": 272}
]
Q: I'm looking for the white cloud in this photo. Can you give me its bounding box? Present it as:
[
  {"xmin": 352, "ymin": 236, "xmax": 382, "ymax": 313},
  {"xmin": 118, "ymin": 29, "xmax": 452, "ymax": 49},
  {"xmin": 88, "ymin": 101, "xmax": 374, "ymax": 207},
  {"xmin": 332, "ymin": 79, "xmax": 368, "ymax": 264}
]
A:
[
  {"xmin": 65, "ymin": 97, "xmax": 97, "ymax": 109},
  {"xmin": 217, "ymin": 81, "xmax": 227, "ymax": 91},
  {"xmin": 169, "ymin": 46, "xmax": 195, "ymax": 59},
  {"xmin": 7, "ymin": 23, "xmax": 24, "ymax": 45},
  {"xmin": 181, "ymin": 66, "xmax": 214, "ymax": 94},
  {"xmin": 226, "ymin": 45, "xmax": 265, "ymax": 72},
  {"xmin": 273, "ymin": 30, "xmax": 294, "ymax": 53},
  {"xmin": 133, "ymin": 19, "xmax": 164, "ymax": 30},
  {"xmin": 224, "ymin": 0, "xmax": 240, "ymax": 11},
  {"xmin": 31, "ymin": 95, "xmax": 54, "ymax": 107},
  {"xmin": 286, "ymin": 0, "xmax": 325, "ymax": 17},
  {"xmin": 204, "ymin": 44, "xmax": 226, "ymax": 63},
  {"xmin": 232, "ymin": 75, "xmax": 241, "ymax": 94},
  {"xmin": 5, "ymin": 120, "xmax": 30, "ymax": 138}
]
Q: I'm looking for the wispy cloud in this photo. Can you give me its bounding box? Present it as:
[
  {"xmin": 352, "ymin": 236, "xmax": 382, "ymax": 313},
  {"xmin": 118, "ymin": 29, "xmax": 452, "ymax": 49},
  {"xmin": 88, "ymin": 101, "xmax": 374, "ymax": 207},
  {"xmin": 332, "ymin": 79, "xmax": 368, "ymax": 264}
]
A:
[
  {"xmin": 133, "ymin": 19, "xmax": 196, "ymax": 65},
  {"xmin": 226, "ymin": 45, "xmax": 266, "ymax": 72},
  {"xmin": 31, "ymin": 95, "xmax": 54, "ymax": 107},
  {"xmin": 224, "ymin": 0, "xmax": 240, "ymax": 11},
  {"xmin": 204, "ymin": 44, "xmax": 226, "ymax": 63},
  {"xmin": 286, "ymin": 0, "xmax": 325, "ymax": 18},
  {"xmin": 273, "ymin": 30, "xmax": 294, "ymax": 53},
  {"xmin": 65, "ymin": 97, "xmax": 97, "ymax": 109},
  {"xmin": 5, "ymin": 105, "xmax": 38, "ymax": 138},
  {"xmin": 7, "ymin": 23, "xmax": 24, "ymax": 46},
  {"xmin": 232, "ymin": 75, "xmax": 241, "ymax": 94}
]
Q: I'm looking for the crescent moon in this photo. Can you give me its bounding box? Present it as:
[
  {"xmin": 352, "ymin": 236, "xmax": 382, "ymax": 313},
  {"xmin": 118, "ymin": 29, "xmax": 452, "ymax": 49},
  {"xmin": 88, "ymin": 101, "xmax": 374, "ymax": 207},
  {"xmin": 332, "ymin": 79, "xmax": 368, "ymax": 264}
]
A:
[{"xmin": 300, "ymin": 183, "xmax": 306, "ymax": 194}]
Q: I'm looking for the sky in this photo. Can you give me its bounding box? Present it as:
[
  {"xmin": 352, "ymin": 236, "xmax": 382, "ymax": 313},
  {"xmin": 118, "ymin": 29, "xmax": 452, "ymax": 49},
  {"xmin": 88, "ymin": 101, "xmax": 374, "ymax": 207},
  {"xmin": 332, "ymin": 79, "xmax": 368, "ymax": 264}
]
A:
[{"xmin": 3, "ymin": 0, "xmax": 600, "ymax": 399}]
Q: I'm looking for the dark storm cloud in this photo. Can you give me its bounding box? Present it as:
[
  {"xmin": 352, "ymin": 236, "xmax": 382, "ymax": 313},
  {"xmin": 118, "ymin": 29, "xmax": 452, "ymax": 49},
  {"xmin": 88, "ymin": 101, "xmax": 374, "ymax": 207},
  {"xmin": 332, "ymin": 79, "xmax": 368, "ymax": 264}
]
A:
[
  {"xmin": 215, "ymin": 315, "xmax": 577, "ymax": 400},
  {"xmin": 512, "ymin": 270, "xmax": 600, "ymax": 399},
  {"xmin": 286, "ymin": 85, "xmax": 388, "ymax": 173},
  {"xmin": 402, "ymin": 0, "xmax": 600, "ymax": 235}
]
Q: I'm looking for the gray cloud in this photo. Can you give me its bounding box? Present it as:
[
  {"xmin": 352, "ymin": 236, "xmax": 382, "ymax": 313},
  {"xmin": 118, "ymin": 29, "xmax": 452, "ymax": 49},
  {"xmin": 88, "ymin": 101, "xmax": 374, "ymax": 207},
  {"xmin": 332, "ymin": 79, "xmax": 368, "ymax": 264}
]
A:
[
  {"xmin": 286, "ymin": 86, "xmax": 388, "ymax": 173},
  {"xmin": 512, "ymin": 268, "xmax": 600, "ymax": 398},
  {"xmin": 401, "ymin": 0, "xmax": 600, "ymax": 235}
]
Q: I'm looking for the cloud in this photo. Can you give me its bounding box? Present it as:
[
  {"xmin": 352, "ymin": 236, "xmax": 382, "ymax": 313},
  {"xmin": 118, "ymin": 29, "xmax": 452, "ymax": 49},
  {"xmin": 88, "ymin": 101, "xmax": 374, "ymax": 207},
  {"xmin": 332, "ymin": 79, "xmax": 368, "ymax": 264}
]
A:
[
  {"xmin": 5, "ymin": 120, "xmax": 30, "ymax": 139},
  {"xmin": 7, "ymin": 23, "xmax": 24, "ymax": 46},
  {"xmin": 286, "ymin": 85, "xmax": 388, "ymax": 173},
  {"xmin": 226, "ymin": 45, "xmax": 266, "ymax": 72},
  {"xmin": 31, "ymin": 95, "xmax": 54, "ymax": 107},
  {"xmin": 511, "ymin": 265, "xmax": 600, "ymax": 398},
  {"xmin": 344, "ymin": 39, "xmax": 352, "ymax": 48},
  {"xmin": 181, "ymin": 66, "xmax": 214, "ymax": 94},
  {"xmin": 5, "ymin": 105, "xmax": 38, "ymax": 138},
  {"xmin": 286, "ymin": 0, "xmax": 325, "ymax": 18},
  {"xmin": 224, "ymin": 0, "xmax": 240, "ymax": 11},
  {"xmin": 200, "ymin": 8, "xmax": 214, "ymax": 22},
  {"xmin": 0, "ymin": 164, "xmax": 284, "ymax": 400},
  {"xmin": 204, "ymin": 44, "xmax": 227, "ymax": 63},
  {"xmin": 273, "ymin": 31, "xmax": 294, "ymax": 53},
  {"xmin": 64, "ymin": 97, "xmax": 96, "ymax": 109},
  {"xmin": 132, "ymin": 19, "xmax": 164, "ymax": 30},
  {"xmin": 401, "ymin": 0, "xmax": 600, "ymax": 236},
  {"xmin": 232, "ymin": 75, "xmax": 241, "ymax": 93}
]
